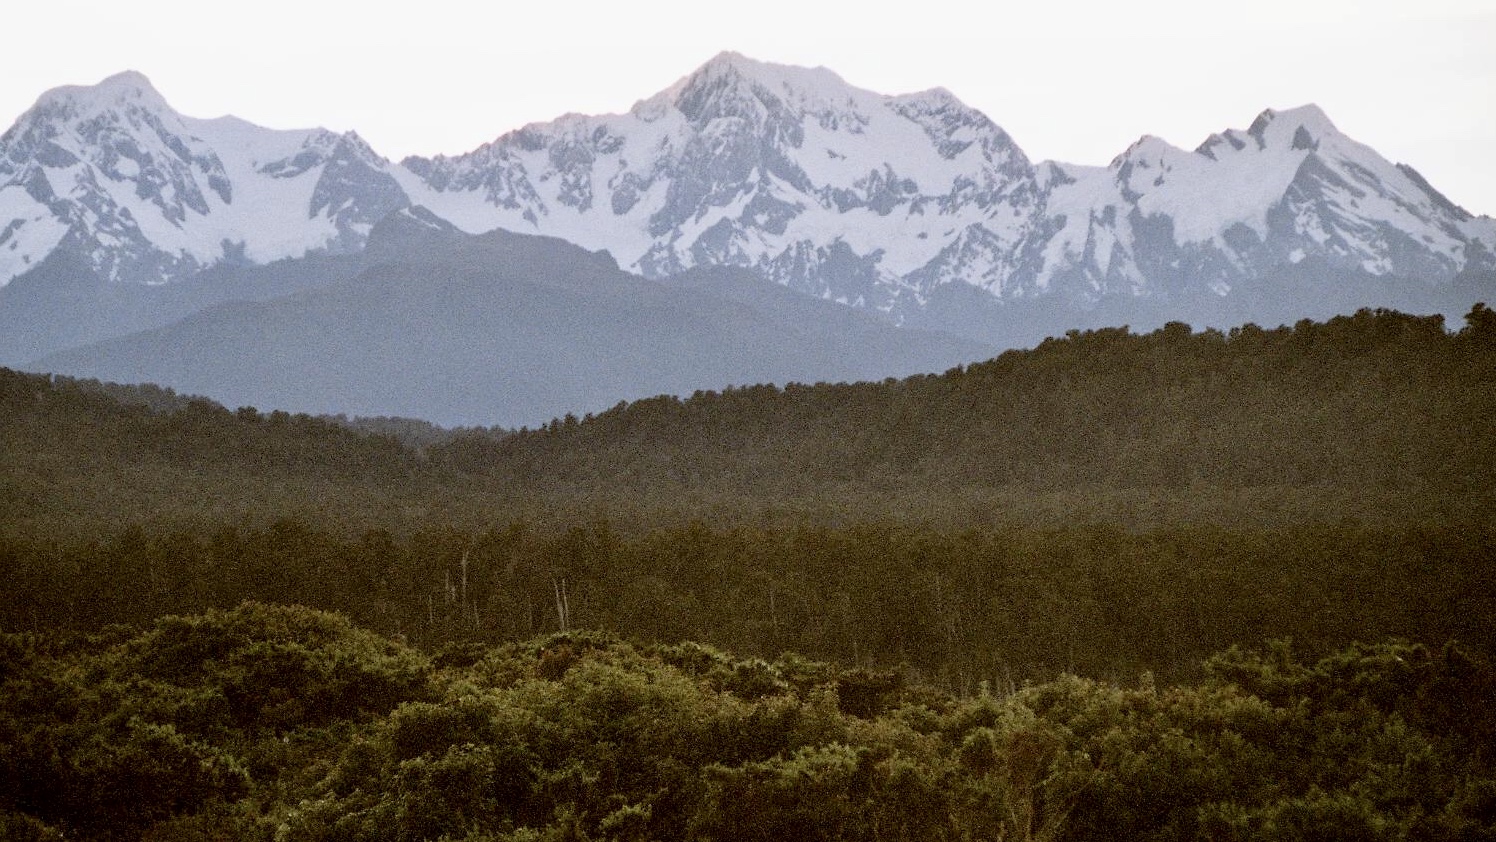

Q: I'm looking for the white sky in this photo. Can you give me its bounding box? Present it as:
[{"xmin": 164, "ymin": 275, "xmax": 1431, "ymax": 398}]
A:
[{"xmin": 4, "ymin": 0, "xmax": 1494, "ymax": 215}]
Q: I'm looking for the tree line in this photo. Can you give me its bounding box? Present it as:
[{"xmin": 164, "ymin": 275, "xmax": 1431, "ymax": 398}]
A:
[
  {"xmin": 439, "ymin": 305, "xmax": 1496, "ymax": 520},
  {"xmin": 5, "ymin": 518, "xmax": 1492, "ymax": 687}
]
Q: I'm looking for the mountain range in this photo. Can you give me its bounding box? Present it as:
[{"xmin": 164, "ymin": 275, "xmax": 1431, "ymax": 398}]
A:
[{"xmin": 3, "ymin": 52, "xmax": 1493, "ymax": 423}]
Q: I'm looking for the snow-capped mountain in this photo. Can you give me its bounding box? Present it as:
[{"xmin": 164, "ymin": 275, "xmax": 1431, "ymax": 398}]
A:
[
  {"xmin": 396, "ymin": 52, "xmax": 1495, "ymax": 323},
  {"xmin": 398, "ymin": 51, "xmax": 1042, "ymax": 310},
  {"xmin": 0, "ymin": 70, "xmax": 408, "ymax": 288},
  {"xmin": 3, "ymin": 55, "xmax": 1493, "ymax": 349},
  {"xmin": 1025, "ymin": 104, "xmax": 1496, "ymax": 303}
]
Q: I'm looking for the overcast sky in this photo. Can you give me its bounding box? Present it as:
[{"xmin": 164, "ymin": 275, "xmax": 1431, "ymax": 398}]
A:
[{"xmin": 4, "ymin": 0, "xmax": 1494, "ymax": 215}]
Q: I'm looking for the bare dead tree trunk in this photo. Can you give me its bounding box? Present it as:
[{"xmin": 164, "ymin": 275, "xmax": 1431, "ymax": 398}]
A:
[{"xmin": 553, "ymin": 577, "xmax": 570, "ymax": 632}]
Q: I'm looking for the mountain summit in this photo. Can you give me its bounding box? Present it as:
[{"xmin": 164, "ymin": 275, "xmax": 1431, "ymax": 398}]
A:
[{"xmin": 399, "ymin": 52, "xmax": 1039, "ymax": 310}]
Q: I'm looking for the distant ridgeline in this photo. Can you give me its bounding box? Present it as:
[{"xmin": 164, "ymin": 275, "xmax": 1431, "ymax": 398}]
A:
[{"xmin": 2, "ymin": 306, "xmax": 1495, "ymax": 685}]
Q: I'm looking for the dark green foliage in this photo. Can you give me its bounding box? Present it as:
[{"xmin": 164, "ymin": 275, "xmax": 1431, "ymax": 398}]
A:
[
  {"xmin": 2, "ymin": 610, "xmax": 1492, "ymax": 841},
  {"xmin": 62, "ymin": 719, "xmax": 250, "ymax": 838},
  {"xmin": 0, "ymin": 811, "xmax": 65, "ymax": 841},
  {"xmin": 691, "ymin": 743, "xmax": 956, "ymax": 842},
  {"xmin": 0, "ymin": 604, "xmax": 431, "ymax": 840},
  {"xmin": 0, "ymin": 368, "xmax": 443, "ymax": 545},
  {"xmin": 127, "ymin": 603, "xmax": 433, "ymax": 731},
  {"xmin": 1004, "ymin": 641, "xmax": 1496, "ymax": 842}
]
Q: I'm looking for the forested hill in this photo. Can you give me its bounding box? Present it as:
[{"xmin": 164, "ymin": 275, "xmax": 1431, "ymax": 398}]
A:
[
  {"xmin": 5, "ymin": 305, "xmax": 1496, "ymax": 534},
  {"xmin": 0, "ymin": 370, "xmax": 456, "ymax": 537},
  {"xmin": 436, "ymin": 305, "xmax": 1496, "ymax": 525}
]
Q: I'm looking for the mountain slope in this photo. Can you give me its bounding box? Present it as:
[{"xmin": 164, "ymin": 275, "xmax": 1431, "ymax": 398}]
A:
[
  {"xmin": 11, "ymin": 305, "xmax": 1495, "ymax": 535},
  {"xmin": 427, "ymin": 304, "xmax": 1496, "ymax": 529},
  {"xmin": 29, "ymin": 211, "xmax": 991, "ymax": 426}
]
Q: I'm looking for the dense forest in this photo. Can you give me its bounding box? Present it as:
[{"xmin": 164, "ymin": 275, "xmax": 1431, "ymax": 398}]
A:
[
  {"xmin": 3, "ymin": 306, "xmax": 1495, "ymax": 838},
  {"xmin": 3, "ymin": 305, "xmax": 1495, "ymax": 679},
  {"xmin": 5, "ymin": 516, "xmax": 1493, "ymax": 688}
]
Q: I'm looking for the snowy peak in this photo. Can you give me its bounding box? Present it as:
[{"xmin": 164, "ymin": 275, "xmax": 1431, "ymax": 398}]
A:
[
  {"xmin": 26, "ymin": 70, "xmax": 172, "ymax": 119},
  {"xmin": 890, "ymin": 87, "xmax": 1026, "ymax": 170},
  {"xmin": 1190, "ymin": 104, "xmax": 1334, "ymax": 162},
  {"xmin": 0, "ymin": 71, "xmax": 409, "ymax": 287},
  {"xmin": 0, "ymin": 71, "xmax": 233, "ymax": 285},
  {"xmin": 4, "ymin": 71, "xmax": 209, "ymax": 178},
  {"xmin": 1114, "ymin": 134, "xmax": 1183, "ymax": 165},
  {"xmin": 640, "ymin": 51, "xmax": 854, "ymax": 124},
  {"xmin": 1110, "ymin": 135, "xmax": 1193, "ymax": 188},
  {"xmin": 1064, "ymin": 102, "xmax": 1496, "ymax": 293},
  {"xmin": 394, "ymin": 62, "xmax": 1490, "ymax": 317},
  {"xmin": 1109, "ymin": 101, "xmax": 1435, "ymax": 236}
]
